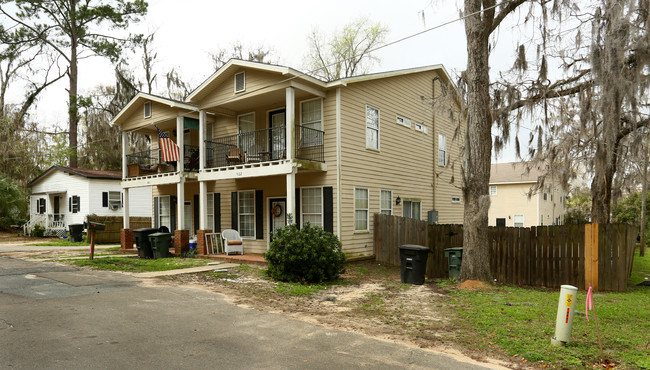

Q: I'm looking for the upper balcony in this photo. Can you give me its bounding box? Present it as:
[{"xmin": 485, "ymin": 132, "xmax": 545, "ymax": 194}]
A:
[
  {"xmin": 205, "ymin": 125, "xmax": 324, "ymax": 169},
  {"xmin": 125, "ymin": 145, "xmax": 199, "ymax": 178}
]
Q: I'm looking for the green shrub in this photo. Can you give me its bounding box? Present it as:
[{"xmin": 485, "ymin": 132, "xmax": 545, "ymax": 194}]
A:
[
  {"xmin": 264, "ymin": 221, "xmax": 345, "ymax": 283},
  {"xmin": 30, "ymin": 224, "xmax": 45, "ymax": 237}
]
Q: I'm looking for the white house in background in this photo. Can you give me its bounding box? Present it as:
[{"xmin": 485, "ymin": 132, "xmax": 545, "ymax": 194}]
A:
[
  {"xmin": 488, "ymin": 162, "xmax": 567, "ymax": 227},
  {"xmin": 26, "ymin": 166, "xmax": 152, "ymax": 236}
]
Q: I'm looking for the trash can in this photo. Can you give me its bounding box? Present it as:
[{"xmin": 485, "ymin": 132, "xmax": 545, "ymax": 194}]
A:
[
  {"xmin": 133, "ymin": 228, "xmax": 158, "ymax": 259},
  {"xmin": 68, "ymin": 224, "xmax": 84, "ymax": 242},
  {"xmin": 444, "ymin": 247, "xmax": 464, "ymax": 279},
  {"xmin": 399, "ymin": 244, "xmax": 430, "ymax": 285},
  {"xmin": 148, "ymin": 232, "xmax": 172, "ymax": 259}
]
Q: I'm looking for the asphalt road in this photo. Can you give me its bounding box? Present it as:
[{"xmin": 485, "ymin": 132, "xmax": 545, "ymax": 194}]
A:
[{"xmin": 0, "ymin": 255, "xmax": 500, "ymax": 369}]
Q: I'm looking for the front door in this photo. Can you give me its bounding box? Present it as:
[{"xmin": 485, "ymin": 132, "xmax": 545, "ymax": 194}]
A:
[
  {"xmin": 269, "ymin": 109, "xmax": 285, "ymax": 160},
  {"xmin": 269, "ymin": 198, "xmax": 287, "ymax": 244}
]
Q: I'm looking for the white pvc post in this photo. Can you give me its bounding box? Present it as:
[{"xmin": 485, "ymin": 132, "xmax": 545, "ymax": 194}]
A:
[{"xmin": 551, "ymin": 284, "xmax": 579, "ymax": 346}]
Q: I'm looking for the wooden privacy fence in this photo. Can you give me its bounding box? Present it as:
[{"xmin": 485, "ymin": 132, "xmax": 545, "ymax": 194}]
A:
[
  {"xmin": 86, "ymin": 216, "xmax": 151, "ymax": 243},
  {"xmin": 373, "ymin": 214, "xmax": 637, "ymax": 291}
]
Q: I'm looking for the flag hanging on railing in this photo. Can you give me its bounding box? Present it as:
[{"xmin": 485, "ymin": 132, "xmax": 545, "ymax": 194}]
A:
[{"xmin": 156, "ymin": 126, "xmax": 179, "ymax": 162}]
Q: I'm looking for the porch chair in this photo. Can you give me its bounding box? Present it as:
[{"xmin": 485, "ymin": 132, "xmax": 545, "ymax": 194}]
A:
[
  {"xmin": 221, "ymin": 229, "xmax": 244, "ymax": 255},
  {"xmin": 226, "ymin": 148, "xmax": 243, "ymax": 164}
]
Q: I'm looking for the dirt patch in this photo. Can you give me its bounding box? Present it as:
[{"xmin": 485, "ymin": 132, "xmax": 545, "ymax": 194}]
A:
[
  {"xmin": 0, "ymin": 231, "xmax": 42, "ymax": 244},
  {"xmin": 459, "ymin": 280, "xmax": 491, "ymax": 290},
  {"xmin": 155, "ymin": 262, "xmax": 513, "ymax": 368}
]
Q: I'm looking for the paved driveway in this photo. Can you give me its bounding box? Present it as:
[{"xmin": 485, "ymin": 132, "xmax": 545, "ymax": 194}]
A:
[{"xmin": 0, "ymin": 256, "xmax": 501, "ymax": 369}]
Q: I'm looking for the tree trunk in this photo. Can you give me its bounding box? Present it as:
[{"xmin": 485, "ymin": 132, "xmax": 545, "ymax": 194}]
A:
[
  {"xmin": 69, "ymin": 36, "xmax": 78, "ymax": 168},
  {"xmin": 459, "ymin": 0, "xmax": 493, "ymax": 282},
  {"xmin": 641, "ymin": 135, "xmax": 648, "ymax": 256}
]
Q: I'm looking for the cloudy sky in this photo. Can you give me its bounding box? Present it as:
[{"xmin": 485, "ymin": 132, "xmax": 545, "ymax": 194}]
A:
[{"xmin": 9, "ymin": 0, "xmax": 532, "ymax": 162}]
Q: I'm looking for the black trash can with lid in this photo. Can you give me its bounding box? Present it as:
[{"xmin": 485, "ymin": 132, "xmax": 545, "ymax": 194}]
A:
[
  {"xmin": 68, "ymin": 224, "xmax": 84, "ymax": 242},
  {"xmin": 133, "ymin": 228, "xmax": 158, "ymax": 259},
  {"xmin": 148, "ymin": 232, "xmax": 171, "ymax": 259},
  {"xmin": 399, "ymin": 244, "xmax": 430, "ymax": 285}
]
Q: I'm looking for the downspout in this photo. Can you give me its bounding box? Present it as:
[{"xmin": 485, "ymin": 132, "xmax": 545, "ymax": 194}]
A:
[{"xmin": 432, "ymin": 77, "xmax": 440, "ymax": 221}]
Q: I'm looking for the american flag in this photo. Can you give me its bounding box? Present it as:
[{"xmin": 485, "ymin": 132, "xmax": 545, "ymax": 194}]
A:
[{"xmin": 156, "ymin": 126, "xmax": 180, "ymax": 162}]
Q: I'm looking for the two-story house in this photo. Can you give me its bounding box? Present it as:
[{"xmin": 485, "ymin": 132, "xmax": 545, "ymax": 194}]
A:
[
  {"xmin": 488, "ymin": 162, "xmax": 567, "ymax": 227},
  {"xmin": 110, "ymin": 60, "xmax": 464, "ymax": 256}
]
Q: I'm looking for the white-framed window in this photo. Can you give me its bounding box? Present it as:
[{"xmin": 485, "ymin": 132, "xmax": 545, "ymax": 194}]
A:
[
  {"xmin": 234, "ymin": 71, "xmax": 245, "ymax": 93},
  {"xmin": 238, "ymin": 190, "xmax": 255, "ymax": 238},
  {"xmin": 144, "ymin": 101, "xmax": 151, "ymax": 118},
  {"xmin": 451, "ymin": 196, "xmax": 461, "ymax": 203},
  {"xmin": 415, "ymin": 122, "xmax": 428, "ymax": 133},
  {"xmin": 514, "ymin": 214, "xmax": 524, "ymax": 227},
  {"xmin": 108, "ymin": 191, "xmax": 121, "ymax": 210},
  {"xmin": 490, "ymin": 186, "xmax": 497, "ymax": 196},
  {"xmin": 438, "ymin": 133, "xmax": 446, "ymax": 166},
  {"xmin": 301, "ymin": 187, "xmax": 323, "ymax": 227},
  {"xmin": 207, "ymin": 193, "xmax": 214, "ymax": 231},
  {"xmin": 71, "ymin": 195, "xmax": 80, "ymax": 213},
  {"xmin": 301, "ymin": 98, "xmax": 322, "ymax": 146},
  {"xmin": 37, "ymin": 198, "xmax": 46, "ymax": 214},
  {"xmin": 403, "ymin": 200, "xmax": 421, "ymax": 220},
  {"xmin": 159, "ymin": 195, "xmax": 171, "ymax": 231},
  {"xmin": 354, "ymin": 187, "xmax": 369, "ymax": 231},
  {"xmin": 380, "ymin": 189, "xmax": 392, "ymax": 215},
  {"xmin": 238, "ymin": 112, "xmax": 255, "ymax": 152},
  {"xmin": 366, "ymin": 105, "xmax": 380, "ymax": 150},
  {"xmin": 396, "ymin": 114, "xmax": 411, "ymax": 128}
]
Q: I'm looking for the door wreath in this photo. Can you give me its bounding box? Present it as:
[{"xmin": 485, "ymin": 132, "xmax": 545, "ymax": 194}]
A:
[{"xmin": 272, "ymin": 204, "xmax": 283, "ymax": 217}]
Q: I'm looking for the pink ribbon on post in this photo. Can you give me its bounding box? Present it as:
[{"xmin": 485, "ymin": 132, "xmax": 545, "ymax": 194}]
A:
[{"xmin": 585, "ymin": 286, "xmax": 593, "ymax": 322}]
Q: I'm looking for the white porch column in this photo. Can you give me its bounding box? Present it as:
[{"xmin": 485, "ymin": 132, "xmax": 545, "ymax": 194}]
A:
[
  {"xmin": 176, "ymin": 115, "xmax": 184, "ymax": 172},
  {"xmin": 123, "ymin": 188, "xmax": 130, "ymax": 228},
  {"xmin": 121, "ymin": 131, "xmax": 128, "ymax": 179},
  {"xmin": 199, "ymin": 109, "xmax": 206, "ymax": 171},
  {"xmin": 285, "ymin": 87, "xmax": 295, "ymax": 161},
  {"xmin": 286, "ymin": 168, "xmax": 296, "ymax": 224},
  {"xmin": 177, "ymin": 177, "xmax": 185, "ymax": 230},
  {"xmin": 199, "ymin": 181, "xmax": 207, "ymax": 230}
]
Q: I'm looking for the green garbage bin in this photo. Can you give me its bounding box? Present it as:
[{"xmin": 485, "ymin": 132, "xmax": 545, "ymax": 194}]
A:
[
  {"xmin": 133, "ymin": 228, "xmax": 158, "ymax": 259},
  {"xmin": 399, "ymin": 244, "xmax": 430, "ymax": 285},
  {"xmin": 444, "ymin": 247, "xmax": 463, "ymax": 279},
  {"xmin": 68, "ymin": 224, "xmax": 84, "ymax": 242},
  {"xmin": 148, "ymin": 232, "xmax": 171, "ymax": 259}
]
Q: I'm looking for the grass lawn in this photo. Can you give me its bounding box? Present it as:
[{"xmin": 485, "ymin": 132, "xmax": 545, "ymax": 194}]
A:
[
  {"xmin": 68, "ymin": 257, "xmax": 209, "ymax": 272},
  {"xmin": 445, "ymin": 248, "xmax": 650, "ymax": 369}
]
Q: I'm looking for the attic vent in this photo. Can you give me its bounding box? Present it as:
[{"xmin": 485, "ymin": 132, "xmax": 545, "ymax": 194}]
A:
[
  {"xmin": 234, "ymin": 72, "xmax": 245, "ymax": 93},
  {"xmin": 144, "ymin": 102, "xmax": 152, "ymax": 118}
]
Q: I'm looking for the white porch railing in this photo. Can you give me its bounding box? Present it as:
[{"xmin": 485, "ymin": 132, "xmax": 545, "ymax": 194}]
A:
[
  {"xmin": 23, "ymin": 213, "xmax": 47, "ymax": 235},
  {"xmin": 48, "ymin": 214, "xmax": 66, "ymax": 229}
]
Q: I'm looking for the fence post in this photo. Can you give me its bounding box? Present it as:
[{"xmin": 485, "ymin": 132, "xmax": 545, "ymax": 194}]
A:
[{"xmin": 584, "ymin": 223, "xmax": 599, "ymax": 291}]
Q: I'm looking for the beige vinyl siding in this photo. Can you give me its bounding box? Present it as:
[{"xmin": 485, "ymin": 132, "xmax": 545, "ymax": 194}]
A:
[
  {"xmin": 487, "ymin": 182, "xmax": 538, "ymax": 227},
  {"xmin": 337, "ymin": 70, "xmax": 464, "ymax": 255},
  {"xmin": 196, "ymin": 69, "xmax": 290, "ymax": 109},
  {"xmin": 121, "ymin": 102, "xmax": 185, "ymax": 132}
]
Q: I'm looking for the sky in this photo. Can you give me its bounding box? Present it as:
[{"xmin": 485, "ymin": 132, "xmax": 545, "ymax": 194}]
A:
[{"xmin": 7, "ymin": 0, "xmax": 532, "ymax": 163}]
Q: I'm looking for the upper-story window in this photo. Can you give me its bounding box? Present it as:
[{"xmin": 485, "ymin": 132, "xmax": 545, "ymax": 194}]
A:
[
  {"xmin": 415, "ymin": 122, "xmax": 428, "ymax": 133},
  {"xmin": 366, "ymin": 105, "xmax": 380, "ymax": 150},
  {"xmin": 234, "ymin": 72, "xmax": 245, "ymax": 93},
  {"xmin": 438, "ymin": 133, "xmax": 447, "ymax": 166},
  {"xmin": 490, "ymin": 186, "xmax": 497, "ymax": 196},
  {"xmin": 396, "ymin": 114, "xmax": 411, "ymax": 128},
  {"xmin": 238, "ymin": 113, "xmax": 255, "ymax": 152},
  {"xmin": 144, "ymin": 102, "xmax": 151, "ymax": 118},
  {"xmin": 301, "ymin": 99, "xmax": 322, "ymax": 146}
]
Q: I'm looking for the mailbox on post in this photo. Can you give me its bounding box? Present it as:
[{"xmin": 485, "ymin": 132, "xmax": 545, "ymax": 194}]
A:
[
  {"xmin": 84, "ymin": 221, "xmax": 106, "ymax": 231},
  {"xmin": 84, "ymin": 221, "xmax": 105, "ymax": 260}
]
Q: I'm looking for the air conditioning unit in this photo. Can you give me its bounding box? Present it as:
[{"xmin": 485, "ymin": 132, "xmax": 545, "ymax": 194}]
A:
[{"xmin": 109, "ymin": 201, "xmax": 120, "ymax": 210}]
